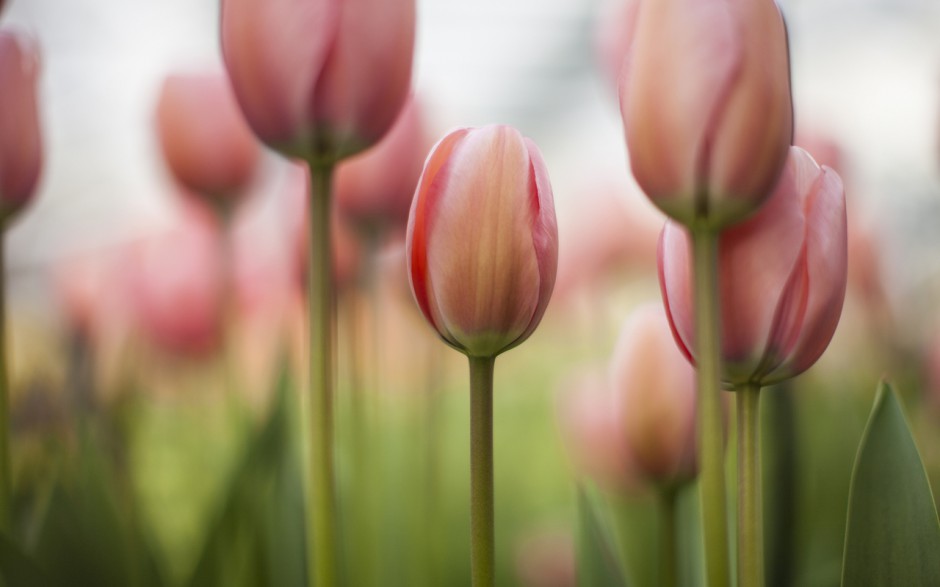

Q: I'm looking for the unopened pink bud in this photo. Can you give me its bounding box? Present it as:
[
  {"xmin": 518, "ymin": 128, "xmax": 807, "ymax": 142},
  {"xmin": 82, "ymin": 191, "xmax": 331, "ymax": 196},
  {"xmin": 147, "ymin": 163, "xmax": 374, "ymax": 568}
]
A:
[
  {"xmin": 406, "ymin": 125, "xmax": 558, "ymax": 358},
  {"xmin": 659, "ymin": 147, "xmax": 848, "ymax": 386},
  {"xmin": 620, "ymin": 0, "xmax": 793, "ymax": 229},
  {"xmin": 0, "ymin": 30, "xmax": 42, "ymax": 225},
  {"xmin": 156, "ymin": 72, "xmax": 260, "ymax": 207},
  {"xmin": 610, "ymin": 304, "xmax": 697, "ymax": 485},
  {"xmin": 220, "ymin": 0, "xmax": 416, "ymax": 163},
  {"xmin": 335, "ymin": 95, "xmax": 430, "ymax": 237}
]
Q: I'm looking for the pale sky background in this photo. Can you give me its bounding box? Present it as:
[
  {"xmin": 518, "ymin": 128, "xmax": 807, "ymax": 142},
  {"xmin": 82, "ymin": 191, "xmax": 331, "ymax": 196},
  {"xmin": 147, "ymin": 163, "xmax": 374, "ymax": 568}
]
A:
[{"xmin": 3, "ymin": 0, "xmax": 940, "ymax": 336}]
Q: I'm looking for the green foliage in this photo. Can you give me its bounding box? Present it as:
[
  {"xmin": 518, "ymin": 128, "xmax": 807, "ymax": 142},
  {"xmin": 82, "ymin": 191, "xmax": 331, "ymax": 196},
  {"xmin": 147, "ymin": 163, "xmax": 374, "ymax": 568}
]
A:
[
  {"xmin": 577, "ymin": 487, "xmax": 628, "ymax": 587},
  {"xmin": 841, "ymin": 382, "xmax": 940, "ymax": 586},
  {"xmin": 0, "ymin": 532, "xmax": 51, "ymax": 587}
]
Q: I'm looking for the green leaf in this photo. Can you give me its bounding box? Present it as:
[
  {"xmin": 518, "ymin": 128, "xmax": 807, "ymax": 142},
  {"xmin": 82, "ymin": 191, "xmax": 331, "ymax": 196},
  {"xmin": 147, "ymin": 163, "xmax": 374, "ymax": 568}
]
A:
[
  {"xmin": 841, "ymin": 381, "xmax": 940, "ymax": 586},
  {"xmin": 577, "ymin": 486, "xmax": 628, "ymax": 587},
  {"xmin": 0, "ymin": 533, "xmax": 52, "ymax": 587},
  {"xmin": 185, "ymin": 368, "xmax": 305, "ymax": 587}
]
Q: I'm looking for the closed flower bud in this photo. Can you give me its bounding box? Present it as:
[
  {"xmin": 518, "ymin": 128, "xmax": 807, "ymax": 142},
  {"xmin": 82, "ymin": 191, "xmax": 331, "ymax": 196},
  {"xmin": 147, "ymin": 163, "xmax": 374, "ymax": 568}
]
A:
[
  {"xmin": 406, "ymin": 125, "xmax": 558, "ymax": 358},
  {"xmin": 620, "ymin": 0, "xmax": 793, "ymax": 229},
  {"xmin": 335, "ymin": 95, "xmax": 430, "ymax": 237},
  {"xmin": 659, "ymin": 147, "xmax": 847, "ymax": 386},
  {"xmin": 220, "ymin": 0, "xmax": 416, "ymax": 163},
  {"xmin": 609, "ymin": 304, "xmax": 697, "ymax": 486},
  {"xmin": 0, "ymin": 30, "xmax": 42, "ymax": 225},
  {"xmin": 156, "ymin": 72, "xmax": 260, "ymax": 208}
]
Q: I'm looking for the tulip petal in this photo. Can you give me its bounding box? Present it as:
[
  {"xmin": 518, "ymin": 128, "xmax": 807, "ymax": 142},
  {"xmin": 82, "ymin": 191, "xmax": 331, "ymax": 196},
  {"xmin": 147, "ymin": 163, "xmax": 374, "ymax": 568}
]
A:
[
  {"xmin": 424, "ymin": 127, "xmax": 541, "ymax": 357},
  {"xmin": 658, "ymin": 223, "xmax": 695, "ymax": 364},
  {"xmin": 0, "ymin": 31, "xmax": 42, "ymax": 222},
  {"xmin": 769, "ymin": 165, "xmax": 847, "ymax": 382},
  {"xmin": 623, "ymin": 0, "xmax": 741, "ymax": 217},
  {"xmin": 221, "ymin": 0, "xmax": 339, "ymax": 152}
]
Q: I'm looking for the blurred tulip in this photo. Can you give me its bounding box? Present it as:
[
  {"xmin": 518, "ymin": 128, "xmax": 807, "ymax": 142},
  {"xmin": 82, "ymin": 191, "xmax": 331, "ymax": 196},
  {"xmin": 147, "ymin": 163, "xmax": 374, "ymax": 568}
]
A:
[
  {"xmin": 558, "ymin": 370, "xmax": 640, "ymax": 492},
  {"xmin": 554, "ymin": 178, "xmax": 662, "ymax": 300},
  {"xmin": 659, "ymin": 147, "xmax": 847, "ymax": 386},
  {"xmin": 56, "ymin": 254, "xmax": 110, "ymax": 340},
  {"xmin": 284, "ymin": 163, "xmax": 362, "ymax": 291},
  {"xmin": 610, "ymin": 304, "xmax": 697, "ymax": 485},
  {"xmin": 124, "ymin": 202, "xmax": 224, "ymax": 359},
  {"xmin": 156, "ymin": 72, "xmax": 261, "ymax": 209},
  {"xmin": 515, "ymin": 530, "xmax": 576, "ymax": 587},
  {"xmin": 620, "ymin": 0, "xmax": 792, "ymax": 229},
  {"xmin": 335, "ymin": 95, "xmax": 430, "ymax": 237},
  {"xmin": 406, "ymin": 125, "xmax": 558, "ymax": 358},
  {"xmin": 220, "ymin": 0, "xmax": 416, "ymax": 163},
  {"xmin": 0, "ymin": 29, "xmax": 42, "ymax": 225}
]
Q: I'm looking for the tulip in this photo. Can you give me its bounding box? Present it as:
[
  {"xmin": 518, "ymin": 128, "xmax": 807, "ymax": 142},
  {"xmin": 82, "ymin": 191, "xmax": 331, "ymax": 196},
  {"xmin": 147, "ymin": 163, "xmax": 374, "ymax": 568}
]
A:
[
  {"xmin": 156, "ymin": 72, "xmax": 260, "ymax": 210},
  {"xmin": 407, "ymin": 125, "xmax": 557, "ymax": 587},
  {"xmin": 407, "ymin": 125, "xmax": 558, "ymax": 359},
  {"xmin": 610, "ymin": 304, "xmax": 697, "ymax": 486},
  {"xmin": 620, "ymin": 0, "xmax": 792, "ymax": 230},
  {"xmin": 335, "ymin": 95, "xmax": 430, "ymax": 238},
  {"xmin": 220, "ymin": 0, "xmax": 416, "ymax": 163},
  {"xmin": 124, "ymin": 202, "xmax": 224, "ymax": 359},
  {"xmin": 660, "ymin": 146, "xmax": 846, "ymax": 587},
  {"xmin": 659, "ymin": 146, "xmax": 847, "ymax": 387},
  {"xmin": 0, "ymin": 29, "xmax": 42, "ymax": 225}
]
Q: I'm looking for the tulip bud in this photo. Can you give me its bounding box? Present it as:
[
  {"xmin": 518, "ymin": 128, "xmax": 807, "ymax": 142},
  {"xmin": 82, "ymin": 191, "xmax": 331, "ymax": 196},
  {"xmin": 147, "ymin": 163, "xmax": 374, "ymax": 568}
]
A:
[
  {"xmin": 220, "ymin": 0, "xmax": 416, "ymax": 164},
  {"xmin": 610, "ymin": 304, "xmax": 697, "ymax": 485},
  {"xmin": 620, "ymin": 0, "xmax": 793, "ymax": 229},
  {"xmin": 156, "ymin": 72, "xmax": 260, "ymax": 209},
  {"xmin": 124, "ymin": 202, "xmax": 224, "ymax": 358},
  {"xmin": 406, "ymin": 125, "xmax": 558, "ymax": 358},
  {"xmin": 0, "ymin": 30, "xmax": 42, "ymax": 225},
  {"xmin": 335, "ymin": 95, "xmax": 430, "ymax": 238},
  {"xmin": 659, "ymin": 147, "xmax": 847, "ymax": 386}
]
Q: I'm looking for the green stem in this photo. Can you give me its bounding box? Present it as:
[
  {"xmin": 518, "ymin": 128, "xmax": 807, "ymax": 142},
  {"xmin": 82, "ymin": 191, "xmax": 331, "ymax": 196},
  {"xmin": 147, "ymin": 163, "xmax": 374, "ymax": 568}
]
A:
[
  {"xmin": 691, "ymin": 228, "xmax": 730, "ymax": 587},
  {"xmin": 659, "ymin": 488, "xmax": 678, "ymax": 587},
  {"xmin": 305, "ymin": 162, "xmax": 338, "ymax": 587},
  {"xmin": 737, "ymin": 382, "xmax": 763, "ymax": 587},
  {"xmin": 0, "ymin": 232, "xmax": 8, "ymax": 532},
  {"xmin": 469, "ymin": 355, "xmax": 495, "ymax": 587}
]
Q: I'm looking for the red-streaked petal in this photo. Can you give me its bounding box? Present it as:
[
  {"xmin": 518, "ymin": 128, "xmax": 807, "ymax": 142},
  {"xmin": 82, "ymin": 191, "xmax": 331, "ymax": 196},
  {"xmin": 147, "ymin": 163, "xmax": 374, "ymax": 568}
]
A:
[
  {"xmin": 406, "ymin": 128, "xmax": 469, "ymax": 342},
  {"xmin": 657, "ymin": 222, "xmax": 695, "ymax": 363}
]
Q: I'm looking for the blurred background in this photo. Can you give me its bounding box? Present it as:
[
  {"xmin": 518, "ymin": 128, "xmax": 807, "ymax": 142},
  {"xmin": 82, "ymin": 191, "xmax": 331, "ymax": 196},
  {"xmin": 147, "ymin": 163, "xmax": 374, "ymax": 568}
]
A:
[{"xmin": 0, "ymin": 0, "xmax": 939, "ymax": 586}]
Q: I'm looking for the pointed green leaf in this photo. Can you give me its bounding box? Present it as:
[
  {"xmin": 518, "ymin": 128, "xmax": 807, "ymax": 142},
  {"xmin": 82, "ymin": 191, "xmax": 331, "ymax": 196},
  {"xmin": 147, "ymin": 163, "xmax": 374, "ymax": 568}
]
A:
[
  {"xmin": 577, "ymin": 487, "xmax": 628, "ymax": 587},
  {"xmin": 841, "ymin": 382, "xmax": 940, "ymax": 586}
]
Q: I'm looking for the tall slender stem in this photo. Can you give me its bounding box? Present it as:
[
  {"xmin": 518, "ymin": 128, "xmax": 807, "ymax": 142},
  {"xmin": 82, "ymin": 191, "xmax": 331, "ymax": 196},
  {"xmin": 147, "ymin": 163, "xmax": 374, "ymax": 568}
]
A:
[
  {"xmin": 691, "ymin": 228, "xmax": 730, "ymax": 587},
  {"xmin": 469, "ymin": 355, "xmax": 495, "ymax": 587},
  {"xmin": 659, "ymin": 488, "xmax": 678, "ymax": 587},
  {"xmin": 305, "ymin": 162, "xmax": 338, "ymax": 587},
  {"xmin": 737, "ymin": 382, "xmax": 763, "ymax": 587},
  {"xmin": 0, "ymin": 232, "xmax": 9, "ymax": 531}
]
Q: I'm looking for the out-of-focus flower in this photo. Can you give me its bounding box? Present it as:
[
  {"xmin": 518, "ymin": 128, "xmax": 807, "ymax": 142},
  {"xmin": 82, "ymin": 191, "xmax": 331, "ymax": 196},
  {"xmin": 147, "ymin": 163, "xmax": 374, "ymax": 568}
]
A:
[
  {"xmin": 0, "ymin": 29, "xmax": 42, "ymax": 225},
  {"xmin": 558, "ymin": 369, "xmax": 640, "ymax": 492},
  {"xmin": 123, "ymin": 202, "xmax": 224, "ymax": 359},
  {"xmin": 620, "ymin": 0, "xmax": 792, "ymax": 229},
  {"xmin": 220, "ymin": 0, "xmax": 416, "ymax": 163},
  {"xmin": 406, "ymin": 125, "xmax": 558, "ymax": 358},
  {"xmin": 554, "ymin": 178, "xmax": 662, "ymax": 300},
  {"xmin": 284, "ymin": 163, "xmax": 362, "ymax": 291},
  {"xmin": 335, "ymin": 95, "xmax": 430, "ymax": 238},
  {"xmin": 659, "ymin": 147, "xmax": 847, "ymax": 386},
  {"xmin": 56, "ymin": 253, "xmax": 111, "ymax": 340},
  {"xmin": 610, "ymin": 304, "xmax": 697, "ymax": 485},
  {"xmin": 156, "ymin": 72, "xmax": 261, "ymax": 209}
]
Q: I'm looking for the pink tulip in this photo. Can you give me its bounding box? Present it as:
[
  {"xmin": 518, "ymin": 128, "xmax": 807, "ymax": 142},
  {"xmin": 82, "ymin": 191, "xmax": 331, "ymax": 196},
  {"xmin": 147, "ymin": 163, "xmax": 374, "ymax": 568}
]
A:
[
  {"xmin": 220, "ymin": 0, "xmax": 416, "ymax": 162},
  {"xmin": 610, "ymin": 304, "xmax": 697, "ymax": 485},
  {"xmin": 156, "ymin": 72, "xmax": 261, "ymax": 206},
  {"xmin": 659, "ymin": 147, "xmax": 847, "ymax": 386},
  {"xmin": 595, "ymin": 0, "xmax": 639, "ymax": 95},
  {"xmin": 123, "ymin": 202, "xmax": 224, "ymax": 358},
  {"xmin": 406, "ymin": 125, "xmax": 558, "ymax": 358},
  {"xmin": 335, "ymin": 95, "xmax": 430, "ymax": 237},
  {"xmin": 0, "ymin": 30, "xmax": 42, "ymax": 225},
  {"xmin": 620, "ymin": 0, "xmax": 792, "ymax": 229}
]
